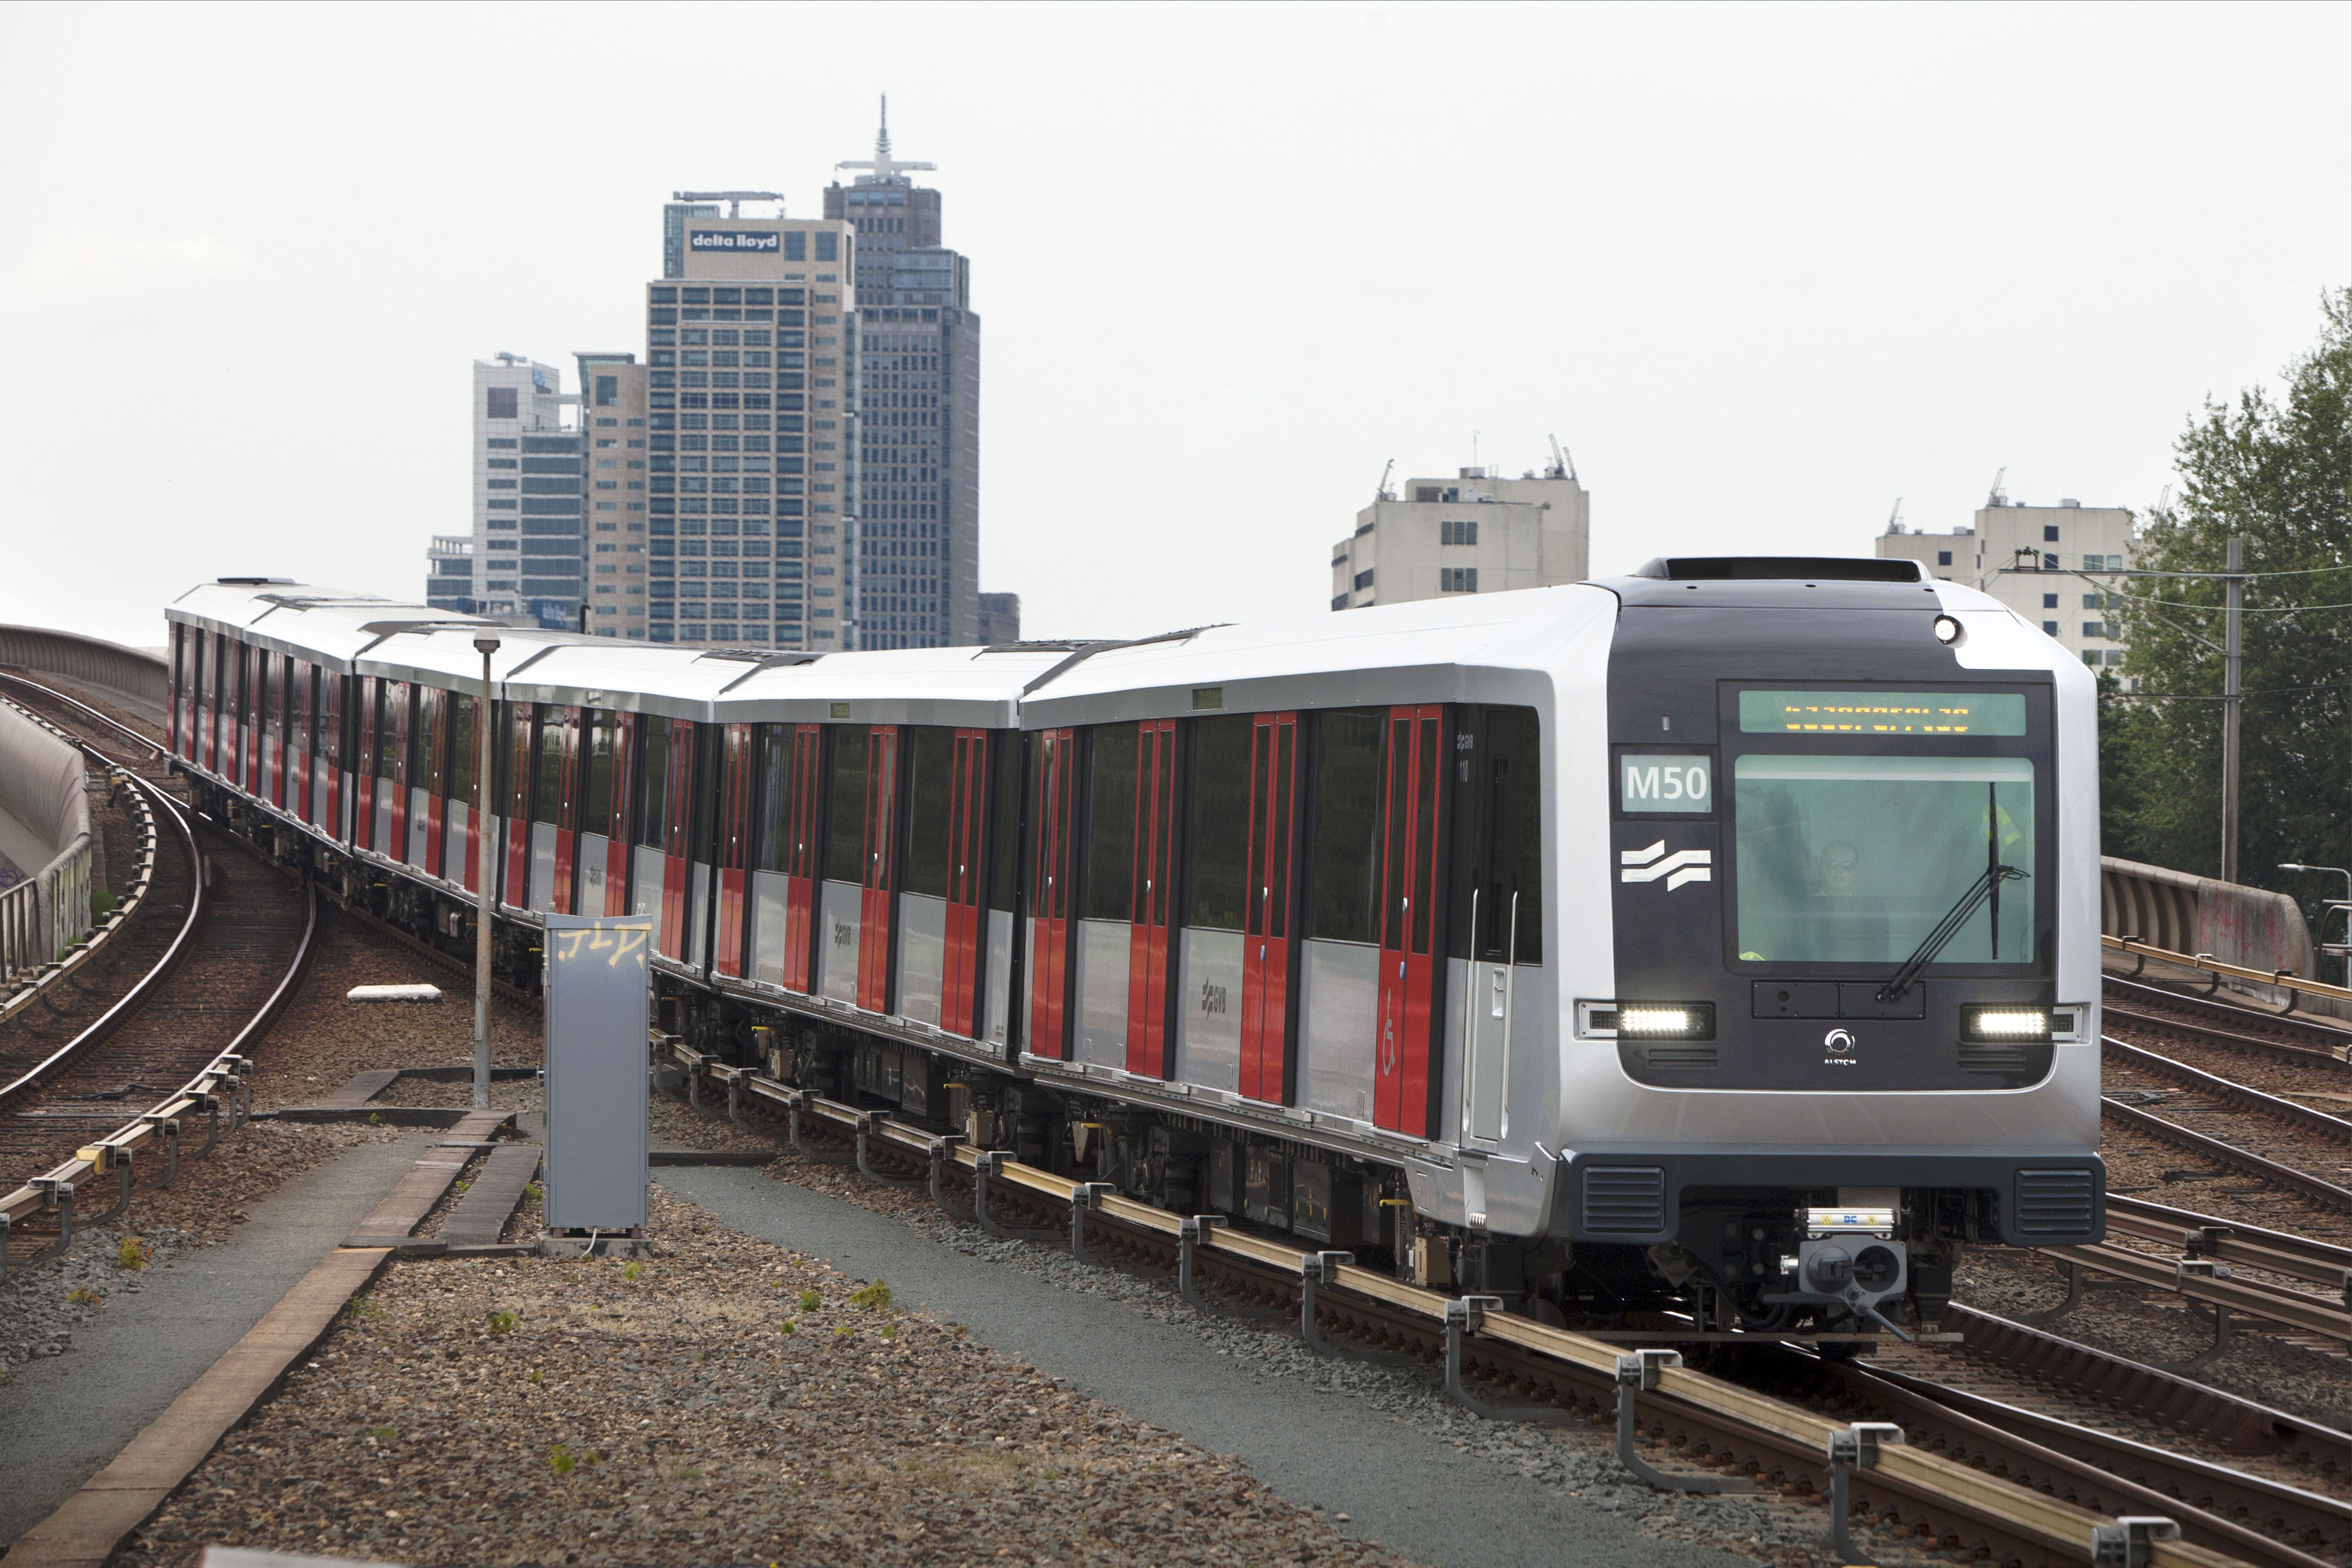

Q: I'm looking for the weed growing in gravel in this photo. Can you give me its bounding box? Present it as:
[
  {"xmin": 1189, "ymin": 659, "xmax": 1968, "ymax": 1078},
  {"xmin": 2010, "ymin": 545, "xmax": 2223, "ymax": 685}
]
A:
[
  {"xmin": 454, "ymin": 1179, "xmax": 471, "ymax": 1194},
  {"xmin": 832, "ymin": 1325, "xmax": 852, "ymax": 1339},
  {"xmin": 366, "ymin": 1112, "xmax": 382, "ymax": 1126},
  {"xmin": 346, "ymin": 1296, "xmax": 385, "ymax": 1321},
  {"xmin": 371, "ymin": 1426, "xmax": 397, "ymax": 1445},
  {"xmin": 523, "ymin": 1182, "xmax": 541, "ymax": 1202},
  {"xmin": 528, "ymin": 1367, "xmax": 543, "ymax": 1384},
  {"xmin": 848, "ymin": 1279, "xmax": 892, "ymax": 1312},
  {"xmin": 879, "ymin": 1323, "xmax": 897, "ymax": 1340},
  {"xmin": 621, "ymin": 1260, "xmax": 643, "ymax": 1282},
  {"xmin": 116, "ymin": 1236, "xmax": 149, "ymax": 1270},
  {"xmin": 797, "ymin": 1287, "xmax": 821, "ymax": 1311},
  {"xmin": 778, "ymin": 1320, "xmax": 797, "ymax": 1335},
  {"xmin": 487, "ymin": 1310, "xmax": 519, "ymax": 1335},
  {"xmin": 548, "ymin": 1444, "xmax": 598, "ymax": 1476},
  {"xmin": 65, "ymin": 1286, "xmax": 101, "ymax": 1307}
]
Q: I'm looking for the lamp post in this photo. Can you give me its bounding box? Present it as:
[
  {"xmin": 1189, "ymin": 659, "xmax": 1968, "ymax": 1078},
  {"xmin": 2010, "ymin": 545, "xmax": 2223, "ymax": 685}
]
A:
[
  {"xmin": 473, "ymin": 635, "xmax": 501, "ymax": 1110},
  {"xmin": 2278, "ymin": 863, "xmax": 2351, "ymax": 987}
]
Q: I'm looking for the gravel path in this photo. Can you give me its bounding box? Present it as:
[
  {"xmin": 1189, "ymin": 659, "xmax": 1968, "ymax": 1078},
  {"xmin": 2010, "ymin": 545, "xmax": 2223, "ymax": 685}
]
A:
[{"xmin": 121, "ymin": 1188, "xmax": 1430, "ymax": 1568}]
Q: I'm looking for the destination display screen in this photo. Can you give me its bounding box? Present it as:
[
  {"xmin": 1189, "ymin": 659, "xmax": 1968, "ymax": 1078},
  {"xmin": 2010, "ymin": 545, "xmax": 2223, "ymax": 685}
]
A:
[{"xmin": 1738, "ymin": 691, "xmax": 2026, "ymax": 736}]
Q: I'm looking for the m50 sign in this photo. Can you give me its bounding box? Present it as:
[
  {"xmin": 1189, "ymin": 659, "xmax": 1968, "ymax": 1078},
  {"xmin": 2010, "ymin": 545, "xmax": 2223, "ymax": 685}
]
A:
[{"xmin": 1620, "ymin": 754, "xmax": 1711, "ymax": 813}]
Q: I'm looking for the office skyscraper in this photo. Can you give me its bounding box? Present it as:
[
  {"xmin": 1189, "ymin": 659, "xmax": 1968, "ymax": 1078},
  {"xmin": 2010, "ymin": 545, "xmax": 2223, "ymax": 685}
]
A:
[
  {"xmin": 428, "ymin": 355, "xmax": 585, "ymax": 622},
  {"xmin": 643, "ymin": 207, "xmax": 858, "ymax": 648},
  {"xmin": 825, "ymin": 102, "xmax": 981, "ymax": 648}
]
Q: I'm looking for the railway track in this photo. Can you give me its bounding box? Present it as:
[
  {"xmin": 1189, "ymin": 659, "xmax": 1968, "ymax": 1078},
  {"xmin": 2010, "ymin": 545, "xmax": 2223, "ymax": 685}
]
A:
[
  {"xmin": 653, "ymin": 1039, "xmax": 2299, "ymax": 1568},
  {"xmin": 0, "ymin": 678, "xmax": 317, "ymax": 1275}
]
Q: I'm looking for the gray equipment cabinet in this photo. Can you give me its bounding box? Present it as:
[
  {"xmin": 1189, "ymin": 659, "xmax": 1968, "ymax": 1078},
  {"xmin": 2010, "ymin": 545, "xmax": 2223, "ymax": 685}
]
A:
[{"xmin": 543, "ymin": 915, "xmax": 652, "ymax": 1232}]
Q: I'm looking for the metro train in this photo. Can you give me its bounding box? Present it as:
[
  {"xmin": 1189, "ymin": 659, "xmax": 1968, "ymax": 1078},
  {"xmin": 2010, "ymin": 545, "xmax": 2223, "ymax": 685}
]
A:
[{"xmin": 164, "ymin": 557, "xmax": 2105, "ymax": 1334}]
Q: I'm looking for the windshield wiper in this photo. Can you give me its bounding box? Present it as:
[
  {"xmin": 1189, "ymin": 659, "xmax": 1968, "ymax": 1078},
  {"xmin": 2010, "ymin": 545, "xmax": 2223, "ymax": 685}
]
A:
[{"xmin": 1877, "ymin": 864, "xmax": 2029, "ymax": 1004}]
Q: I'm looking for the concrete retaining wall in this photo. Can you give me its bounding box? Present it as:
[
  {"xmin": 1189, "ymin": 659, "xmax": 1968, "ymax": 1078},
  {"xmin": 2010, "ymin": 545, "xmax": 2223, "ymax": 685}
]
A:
[
  {"xmin": 2101, "ymin": 855, "xmax": 2318, "ymax": 979},
  {"xmin": 0, "ymin": 624, "xmax": 169, "ymax": 724},
  {"xmin": 0, "ymin": 701, "xmax": 92, "ymax": 977}
]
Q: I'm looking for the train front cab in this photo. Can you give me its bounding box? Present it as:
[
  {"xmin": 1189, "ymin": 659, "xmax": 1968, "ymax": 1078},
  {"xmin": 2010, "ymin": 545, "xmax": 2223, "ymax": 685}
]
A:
[{"xmin": 1558, "ymin": 562, "xmax": 2106, "ymax": 1331}]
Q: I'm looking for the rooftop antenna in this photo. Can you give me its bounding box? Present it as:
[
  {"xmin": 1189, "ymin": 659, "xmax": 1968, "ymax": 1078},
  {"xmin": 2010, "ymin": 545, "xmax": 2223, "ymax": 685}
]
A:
[
  {"xmin": 837, "ymin": 92, "xmax": 935, "ymax": 186},
  {"xmin": 1546, "ymin": 433, "xmax": 1577, "ymax": 482},
  {"xmin": 1375, "ymin": 458, "xmax": 1395, "ymax": 502},
  {"xmin": 1986, "ymin": 467, "xmax": 2009, "ymax": 508}
]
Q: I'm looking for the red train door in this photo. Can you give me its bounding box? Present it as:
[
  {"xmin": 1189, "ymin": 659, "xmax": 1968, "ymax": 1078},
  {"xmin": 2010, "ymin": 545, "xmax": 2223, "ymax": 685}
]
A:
[
  {"xmin": 552, "ymin": 706, "xmax": 581, "ymax": 915},
  {"xmin": 449, "ymin": 694, "xmax": 479, "ymax": 892},
  {"xmin": 1374, "ymin": 706, "xmax": 1446, "ymax": 1137},
  {"xmin": 416, "ymin": 685, "xmax": 447, "ymax": 874},
  {"xmin": 287, "ymin": 661, "xmax": 311, "ymax": 823},
  {"xmin": 659, "ymin": 719, "xmax": 696, "ymax": 958},
  {"xmin": 1240, "ymin": 712, "xmax": 1299, "ymax": 1102},
  {"xmin": 856, "ymin": 725, "xmax": 899, "ymax": 1012},
  {"xmin": 501, "ymin": 703, "xmax": 534, "ymax": 907},
  {"xmin": 785, "ymin": 723, "xmax": 820, "ymax": 991},
  {"xmin": 1125, "ymin": 719, "xmax": 1177, "ymax": 1076},
  {"xmin": 603, "ymin": 714, "xmax": 635, "ymax": 915},
  {"xmin": 941, "ymin": 727, "xmax": 987, "ymax": 1035},
  {"xmin": 1026, "ymin": 729, "xmax": 1074, "ymax": 1059},
  {"xmin": 387, "ymin": 682, "xmax": 414, "ymax": 863},
  {"xmin": 715, "ymin": 724, "xmax": 754, "ymax": 979},
  {"xmin": 242, "ymin": 643, "xmax": 261, "ymax": 791}
]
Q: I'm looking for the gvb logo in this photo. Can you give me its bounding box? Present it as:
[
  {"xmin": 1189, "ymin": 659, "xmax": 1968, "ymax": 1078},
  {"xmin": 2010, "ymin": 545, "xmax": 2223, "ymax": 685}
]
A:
[{"xmin": 1620, "ymin": 841, "xmax": 1713, "ymax": 891}]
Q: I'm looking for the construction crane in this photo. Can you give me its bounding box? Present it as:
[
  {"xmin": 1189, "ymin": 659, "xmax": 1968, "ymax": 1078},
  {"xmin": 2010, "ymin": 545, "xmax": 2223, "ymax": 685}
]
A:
[
  {"xmin": 1886, "ymin": 496, "xmax": 1904, "ymax": 533},
  {"xmin": 1986, "ymin": 467, "xmax": 2008, "ymax": 508},
  {"xmin": 1375, "ymin": 459, "xmax": 1395, "ymax": 502},
  {"xmin": 1546, "ymin": 435, "xmax": 1578, "ymax": 482},
  {"xmin": 673, "ymin": 190, "xmax": 786, "ymax": 219}
]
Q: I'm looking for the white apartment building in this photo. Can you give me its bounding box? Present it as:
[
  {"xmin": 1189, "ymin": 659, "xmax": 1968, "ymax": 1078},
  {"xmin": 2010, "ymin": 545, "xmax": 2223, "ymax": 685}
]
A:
[
  {"xmin": 577, "ymin": 355, "xmax": 650, "ymax": 639},
  {"xmin": 427, "ymin": 356, "xmax": 585, "ymax": 622},
  {"xmin": 1875, "ymin": 498, "xmax": 2134, "ymax": 674},
  {"xmin": 1330, "ymin": 466, "xmax": 1590, "ymax": 611}
]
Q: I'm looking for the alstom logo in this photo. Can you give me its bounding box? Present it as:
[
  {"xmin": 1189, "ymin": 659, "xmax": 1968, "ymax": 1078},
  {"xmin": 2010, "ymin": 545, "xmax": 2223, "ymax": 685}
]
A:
[{"xmin": 1620, "ymin": 841, "xmax": 1713, "ymax": 891}]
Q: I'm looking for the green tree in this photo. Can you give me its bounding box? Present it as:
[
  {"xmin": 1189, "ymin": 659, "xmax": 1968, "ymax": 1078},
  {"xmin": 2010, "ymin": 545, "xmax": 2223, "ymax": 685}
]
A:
[{"xmin": 2105, "ymin": 288, "xmax": 2352, "ymax": 926}]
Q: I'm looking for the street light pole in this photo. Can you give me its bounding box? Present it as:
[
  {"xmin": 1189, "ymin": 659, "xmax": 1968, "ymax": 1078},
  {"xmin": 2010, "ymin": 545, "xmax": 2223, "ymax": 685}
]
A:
[
  {"xmin": 473, "ymin": 635, "xmax": 501, "ymax": 1111},
  {"xmin": 2220, "ymin": 535, "xmax": 2244, "ymax": 884}
]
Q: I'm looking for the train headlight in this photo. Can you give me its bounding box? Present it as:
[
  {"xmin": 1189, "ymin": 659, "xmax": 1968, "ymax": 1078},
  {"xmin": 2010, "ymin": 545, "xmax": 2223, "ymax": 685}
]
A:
[
  {"xmin": 1610, "ymin": 1003, "xmax": 1717, "ymax": 1040},
  {"xmin": 1933, "ymin": 614, "xmax": 1964, "ymax": 645},
  {"xmin": 1961, "ymin": 1005, "xmax": 2052, "ymax": 1041}
]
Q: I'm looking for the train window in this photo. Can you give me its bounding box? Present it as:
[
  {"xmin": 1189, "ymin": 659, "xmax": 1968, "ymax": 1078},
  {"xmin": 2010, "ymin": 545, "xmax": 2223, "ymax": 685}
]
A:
[
  {"xmin": 636, "ymin": 716, "xmax": 669, "ymax": 847},
  {"xmin": 1082, "ymin": 725, "xmax": 1138, "ymax": 922},
  {"xmin": 379, "ymin": 683, "xmax": 407, "ymax": 783},
  {"xmin": 826, "ymin": 726, "xmax": 869, "ymax": 881},
  {"xmin": 1306, "ymin": 709, "xmax": 1384, "ymax": 946},
  {"xmin": 1184, "ymin": 715, "xmax": 1251, "ymax": 931},
  {"xmin": 1451, "ymin": 706, "xmax": 1544, "ymax": 964},
  {"xmin": 1732, "ymin": 755, "xmax": 2035, "ymax": 966},
  {"xmin": 986, "ymin": 732, "xmax": 1022, "ymax": 913},
  {"xmin": 449, "ymin": 695, "xmax": 477, "ymax": 806},
  {"xmin": 755, "ymin": 724, "xmax": 795, "ymax": 873},
  {"xmin": 418, "ymin": 687, "xmax": 447, "ymax": 800},
  {"xmin": 534, "ymin": 710, "xmax": 565, "ymax": 825},
  {"xmin": 580, "ymin": 713, "xmax": 612, "ymax": 830},
  {"xmin": 319, "ymin": 672, "xmax": 340, "ymax": 771},
  {"xmin": 901, "ymin": 726, "xmax": 955, "ymax": 900}
]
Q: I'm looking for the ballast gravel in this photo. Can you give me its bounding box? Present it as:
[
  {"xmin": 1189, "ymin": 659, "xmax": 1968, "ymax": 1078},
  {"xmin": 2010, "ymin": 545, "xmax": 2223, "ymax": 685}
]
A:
[{"xmin": 122, "ymin": 1188, "xmax": 1430, "ymax": 1568}]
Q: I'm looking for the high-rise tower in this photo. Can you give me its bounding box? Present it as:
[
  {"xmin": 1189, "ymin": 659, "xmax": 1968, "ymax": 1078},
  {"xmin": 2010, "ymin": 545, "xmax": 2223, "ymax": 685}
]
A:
[{"xmin": 824, "ymin": 99, "xmax": 981, "ymax": 648}]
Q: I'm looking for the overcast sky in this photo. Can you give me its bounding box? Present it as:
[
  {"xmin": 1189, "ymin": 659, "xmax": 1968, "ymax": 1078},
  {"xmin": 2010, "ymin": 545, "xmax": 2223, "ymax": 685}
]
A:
[{"xmin": 2, "ymin": 2, "xmax": 2346, "ymax": 650}]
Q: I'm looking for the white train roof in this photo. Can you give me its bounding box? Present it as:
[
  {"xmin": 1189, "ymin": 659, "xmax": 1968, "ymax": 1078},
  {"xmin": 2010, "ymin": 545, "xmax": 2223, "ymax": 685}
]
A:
[
  {"xmin": 714, "ymin": 643, "xmax": 1084, "ymax": 729},
  {"xmin": 1020, "ymin": 585, "xmax": 1621, "ymax": 729}
]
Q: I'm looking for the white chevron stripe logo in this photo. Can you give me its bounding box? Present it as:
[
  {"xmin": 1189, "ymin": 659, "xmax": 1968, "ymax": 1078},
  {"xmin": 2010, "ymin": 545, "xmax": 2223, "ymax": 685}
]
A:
[{"xmin": 1620, "ymin": 840, "xmax": 1714, "ymax": 892}]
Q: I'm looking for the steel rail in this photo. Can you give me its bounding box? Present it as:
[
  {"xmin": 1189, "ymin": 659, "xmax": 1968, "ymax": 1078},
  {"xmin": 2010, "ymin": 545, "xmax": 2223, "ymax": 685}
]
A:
[
  {"xmin": 2034, "ymin": 1241, "xmax": 2348, "ymax": 1342},
  {"xmin": 1936, "ymin": 1303, "xmax": 2352, "ymax": 1477},
  {"xmin": 0, "ymin": 772, "xmax": 204, "ymax": 1109},
  {"xmin": 1821, "ymin": 1359, "xmax": 2347, "ymax": 1567},
  {"xmin": 2106, "ymin": 973, "xmax": 2352, "ymax": 1053},
  {"xmin": 0, "ymin": 669, "xmax": 167, "ymax": 760},
  {"xmin": 2099, "ymin": 1097, "xmax": 2352, "ymax": 1215},
  {"xmin": 667, "ymin": 1039, "xmax": 2245, "ymax": 1568},
  {"xmin": 0, "ymin": 879, "xmax": 317, "ymax": 1233},
  {"xmin": 2108, "ymin": 1194, "xmax": 2352, "ymax": 1282},
  {"xmin": 2105, "ymin": 1002, "xmax": 2352, "ymax": 1071},
  {"xmin": 2105, "ymin": 1038, "xmax": 2352, "ymax": 1146}
]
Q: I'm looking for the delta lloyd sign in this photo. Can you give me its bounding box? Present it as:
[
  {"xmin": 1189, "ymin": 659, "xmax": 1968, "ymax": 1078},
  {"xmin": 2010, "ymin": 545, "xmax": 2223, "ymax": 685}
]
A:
[{"xmin": 690, "ymin": 229, "xmax": 780, "ymax": 253}]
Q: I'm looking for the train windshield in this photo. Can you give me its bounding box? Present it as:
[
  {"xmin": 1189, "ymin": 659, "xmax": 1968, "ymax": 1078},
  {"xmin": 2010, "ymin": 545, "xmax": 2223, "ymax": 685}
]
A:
[{"xmin": 1732, "ymin": 755, "xmax": 2034, "ymax": 967}]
